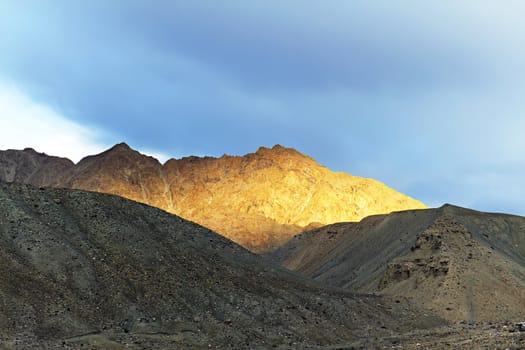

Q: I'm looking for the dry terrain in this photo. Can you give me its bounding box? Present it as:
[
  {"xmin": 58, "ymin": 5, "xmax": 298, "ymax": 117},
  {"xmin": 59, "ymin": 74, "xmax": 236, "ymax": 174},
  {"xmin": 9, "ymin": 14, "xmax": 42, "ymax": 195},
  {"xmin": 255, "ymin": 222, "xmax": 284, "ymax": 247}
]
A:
[
  {"xmin": 0, "ymin": 144, "xmax": 425, "ymax": 252},
  {"xmin": 0, "ymin": 182, "xmax": 443, "ymax": 349},
  {"xmin": 3, "ymin": 146, "xmax": 525, "ymax": 348},
  {"xmin": 269, "ymin": 205, "xmax": 525, "ymax": 324}
]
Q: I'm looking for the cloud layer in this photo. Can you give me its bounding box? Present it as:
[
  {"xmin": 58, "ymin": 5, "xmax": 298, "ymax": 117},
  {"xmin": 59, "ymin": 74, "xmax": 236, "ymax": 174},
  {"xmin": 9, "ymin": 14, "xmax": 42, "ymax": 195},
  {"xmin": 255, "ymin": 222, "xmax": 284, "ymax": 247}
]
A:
[
  {"xmin": 1, "ymin": 1, "xmax": 525, "ymax": 214},
  {"xmin": 0, "ymin": 83, "xmax": 108, "ymax": 163}
]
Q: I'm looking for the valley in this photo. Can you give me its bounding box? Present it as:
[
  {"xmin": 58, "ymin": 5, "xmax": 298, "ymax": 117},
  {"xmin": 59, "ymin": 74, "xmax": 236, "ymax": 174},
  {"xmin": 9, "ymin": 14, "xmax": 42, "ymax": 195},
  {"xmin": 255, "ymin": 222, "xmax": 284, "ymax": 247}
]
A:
[{"xmin": 1, "ymin": 145, "xmax": 524, "ymax": 348}]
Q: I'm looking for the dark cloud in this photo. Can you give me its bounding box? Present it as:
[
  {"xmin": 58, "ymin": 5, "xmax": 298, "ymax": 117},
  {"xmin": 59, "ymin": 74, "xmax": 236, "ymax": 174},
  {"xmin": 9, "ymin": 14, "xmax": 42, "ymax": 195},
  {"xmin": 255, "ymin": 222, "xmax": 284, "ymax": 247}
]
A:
[{"xmin": 1, "ymin": 1, "xmax": 525, "ymax": 214}]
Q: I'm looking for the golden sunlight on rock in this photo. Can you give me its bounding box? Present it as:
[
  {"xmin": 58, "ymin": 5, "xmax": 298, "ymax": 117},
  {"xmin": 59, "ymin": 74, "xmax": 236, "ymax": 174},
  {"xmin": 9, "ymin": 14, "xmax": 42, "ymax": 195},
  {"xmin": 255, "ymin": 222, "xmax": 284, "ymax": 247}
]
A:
[
  {"xmin": 0, "ymin": 143, "xmax": 426, "ymax": 252},
  {"xmin": 162, "ymin": 145, "xmax": 426, "ymax": 251}
]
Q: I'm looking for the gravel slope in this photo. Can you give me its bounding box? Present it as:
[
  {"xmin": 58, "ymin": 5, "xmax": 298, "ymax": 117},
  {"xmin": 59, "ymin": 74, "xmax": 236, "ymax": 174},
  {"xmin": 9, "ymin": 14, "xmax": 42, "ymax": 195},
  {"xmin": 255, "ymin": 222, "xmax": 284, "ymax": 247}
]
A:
[
  {"xmin": 0, "ymin": 182, "xmax": 442, "ymax": 349},
  {"xmin": 269, "ymin": 205, "xmax": 525, "ymax": 323}
]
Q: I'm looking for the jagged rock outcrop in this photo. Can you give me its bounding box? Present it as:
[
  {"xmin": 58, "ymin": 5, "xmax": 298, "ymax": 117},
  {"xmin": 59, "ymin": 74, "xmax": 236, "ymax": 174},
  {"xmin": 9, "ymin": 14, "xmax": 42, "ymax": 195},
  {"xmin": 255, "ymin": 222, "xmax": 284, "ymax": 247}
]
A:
[
  {"xmin": 377, "ymin": 215, "xmax": 525, "ymax": 322},
  {"xmin": 0, "ymin": 143, "xmax": 426, "ymax": 252},
  {"xmin": 269, "ymin": 205, "xmax": 525, "ymax": 322}
]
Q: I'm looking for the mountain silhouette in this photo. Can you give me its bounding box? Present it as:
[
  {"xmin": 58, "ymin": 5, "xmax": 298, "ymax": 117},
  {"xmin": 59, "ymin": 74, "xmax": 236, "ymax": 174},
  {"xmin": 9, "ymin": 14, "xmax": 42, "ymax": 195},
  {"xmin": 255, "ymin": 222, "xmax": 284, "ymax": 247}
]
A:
[{"xmin": 0, "ymin": 144, "xmax": 425, "ymax": 252}]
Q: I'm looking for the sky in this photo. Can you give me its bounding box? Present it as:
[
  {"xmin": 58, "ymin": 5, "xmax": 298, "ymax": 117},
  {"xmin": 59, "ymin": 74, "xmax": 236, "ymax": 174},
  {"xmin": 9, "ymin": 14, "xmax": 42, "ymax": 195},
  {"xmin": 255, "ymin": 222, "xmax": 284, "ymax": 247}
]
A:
[{"xmin": 1, "ymin": 1, "xmax": 525, "ymax": 215}]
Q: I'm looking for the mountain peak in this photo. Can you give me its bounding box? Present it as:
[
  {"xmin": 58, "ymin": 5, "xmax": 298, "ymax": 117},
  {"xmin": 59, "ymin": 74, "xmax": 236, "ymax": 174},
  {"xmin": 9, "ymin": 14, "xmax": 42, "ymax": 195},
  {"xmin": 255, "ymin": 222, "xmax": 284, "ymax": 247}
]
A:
[
  {"xmin": 109, "ymin": 142, "xmax": 132, "ymax": 152},
  {"xmin": 255, "ymin": 144, "xmax": 297, "ymax": 154},
  {"xmin": 94, "ymin": 142, "xmax": 141, "ymax": 159},
  {"xmin": 0, "ymin": 143, "xmax": 426, "ymax": 252},
  {"xmin": 21, "ymin": 147, "xmax": 49, "ymax": 158},
  {"xmin": 254, "ymin": 144, "xmax": 314, "ymax": 163}
]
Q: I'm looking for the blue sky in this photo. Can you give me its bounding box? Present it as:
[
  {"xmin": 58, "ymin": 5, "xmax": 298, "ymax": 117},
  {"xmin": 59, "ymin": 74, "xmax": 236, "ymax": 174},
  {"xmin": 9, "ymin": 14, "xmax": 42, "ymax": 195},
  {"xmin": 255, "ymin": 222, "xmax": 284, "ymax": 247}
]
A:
[{"xmin": 1, "ymin": 1, "xmax": 525, "ymax": 214}]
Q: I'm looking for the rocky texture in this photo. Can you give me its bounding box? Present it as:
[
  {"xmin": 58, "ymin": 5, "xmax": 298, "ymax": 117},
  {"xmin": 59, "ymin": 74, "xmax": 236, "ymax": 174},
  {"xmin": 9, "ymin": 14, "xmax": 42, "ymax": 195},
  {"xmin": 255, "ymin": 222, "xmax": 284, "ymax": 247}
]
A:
[
  {"xmin": 0, "ymin": 182, "xmax": 443, "ymax": 349},
  {"xmin": 0, "ymin": 148, "xmax": 74, "ymax": 186},
  {"xmin": 269, "ymin": 204, "xmax": 525, "ymax": 323},
  {"xmin": 0, "ymin": 144, "xmax": 426, "ymax": 252},
  {"xmin": 378, "ymin": 215, "xmax": 525, "ymax": 322},
  {"xmin": 340, "ymin": 322, "xmax": 525, "ymax": 349}
]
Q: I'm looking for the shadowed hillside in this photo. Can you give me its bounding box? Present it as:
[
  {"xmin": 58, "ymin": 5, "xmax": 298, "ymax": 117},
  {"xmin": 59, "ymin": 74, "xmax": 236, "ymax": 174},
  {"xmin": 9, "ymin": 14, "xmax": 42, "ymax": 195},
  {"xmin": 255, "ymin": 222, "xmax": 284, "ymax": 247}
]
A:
[
  {"xmin": 0, "ymin": 182, "xmax": 442, "ymax": 349},
  {"xmin": 0, "ymin": 144, "xmax": 426, "ymax": 252},
  {"xmin": 269, "ymin": 205, "xmax": 525, "ymax": 322}
]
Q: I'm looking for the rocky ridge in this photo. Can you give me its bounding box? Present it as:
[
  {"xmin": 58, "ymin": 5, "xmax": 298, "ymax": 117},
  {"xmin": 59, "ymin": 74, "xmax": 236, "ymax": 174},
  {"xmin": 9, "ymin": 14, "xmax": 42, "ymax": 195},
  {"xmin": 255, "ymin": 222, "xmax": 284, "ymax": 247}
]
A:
[
  {"xmin": 269, "ymin": 205, "xmax": 525, "ymax": 322},
  {"xmin": 0, "ymin": 143, "xmax": 426, "ymax": 252},
  {"xmin": 0, "ymin": 148, "xmax": 73, "ymax": 186}
]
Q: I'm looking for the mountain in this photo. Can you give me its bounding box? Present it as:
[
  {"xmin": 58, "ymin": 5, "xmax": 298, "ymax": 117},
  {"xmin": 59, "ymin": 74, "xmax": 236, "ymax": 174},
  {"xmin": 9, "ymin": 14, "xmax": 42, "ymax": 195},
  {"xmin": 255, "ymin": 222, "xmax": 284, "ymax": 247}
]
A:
[
  {"xmin": 0, "ymin": 143, "xmax": 426, "ymax": 252},
  {"xmin": 0, "ymin": 147, "xmax": 74, "ymax": 186},
  {"xmin": 0, "ymin": 182, "xmax": 443, "ymax": 348},
  {"xmin": 268, "ymin": 204, "xmax": 525, "ymax": 323}
]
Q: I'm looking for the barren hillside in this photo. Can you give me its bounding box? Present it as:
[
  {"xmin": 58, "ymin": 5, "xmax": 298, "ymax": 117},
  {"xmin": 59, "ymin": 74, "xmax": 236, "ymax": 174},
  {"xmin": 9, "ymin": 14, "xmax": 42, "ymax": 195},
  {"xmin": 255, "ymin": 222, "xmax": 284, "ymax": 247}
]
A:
[
  {"xmin": 0, "ymin": 182, "xmax": 441, "ymax": 348},
  {"xmin": 269, "ymin": 205, "xmax": 525, "ymax": 322},
  {"xmin": 0, "ymin": 144, "xmax": 426, "ymax": 252}
]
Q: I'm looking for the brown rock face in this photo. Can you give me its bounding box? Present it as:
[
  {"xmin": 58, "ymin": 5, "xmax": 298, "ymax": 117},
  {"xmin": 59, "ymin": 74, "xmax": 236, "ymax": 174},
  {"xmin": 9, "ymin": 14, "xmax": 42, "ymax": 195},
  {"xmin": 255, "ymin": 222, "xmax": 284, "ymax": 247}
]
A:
[
  {"xmin": 0, "ymin": 143, "xmax": 426, "ymax": 252},
  {"xmin": 0, "ymin": 148, "xmax": 74, "ymax": 186},
  {"xmin": 163, "ymin": 145, "xmax": 426, "ymax": 251},
  {"xmin": 378, "ymin": 215, "xmax": 525, "ymax": 322}
]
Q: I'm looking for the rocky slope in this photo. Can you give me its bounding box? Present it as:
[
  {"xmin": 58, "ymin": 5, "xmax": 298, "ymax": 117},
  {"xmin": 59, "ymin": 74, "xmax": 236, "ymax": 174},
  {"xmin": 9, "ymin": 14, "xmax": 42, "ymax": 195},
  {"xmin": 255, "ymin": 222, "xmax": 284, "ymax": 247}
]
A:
[
  {"xmin": 0, "ymin": 143, "xmax": 426, "ymax": 252},
  {"xmin": 0, "ymin": 148, "xmax": 74, "ymax": 186},
  {"xmin": 0, "ymin": 182, "xmax": 443, "ymax": 349},
  {"xmin": 269, "ymin": 205, "xmax": 525, "ymax": 323}
]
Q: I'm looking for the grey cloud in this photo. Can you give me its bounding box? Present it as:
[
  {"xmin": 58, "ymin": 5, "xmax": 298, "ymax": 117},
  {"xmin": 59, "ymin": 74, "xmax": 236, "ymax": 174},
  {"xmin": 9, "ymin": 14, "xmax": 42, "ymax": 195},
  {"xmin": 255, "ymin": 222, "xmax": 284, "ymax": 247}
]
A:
[{"xmin": 1, "ymin": 1, "xmax": 525, "ymax": 214}]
